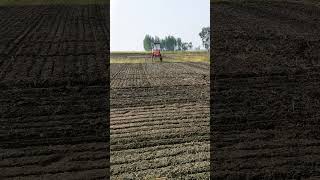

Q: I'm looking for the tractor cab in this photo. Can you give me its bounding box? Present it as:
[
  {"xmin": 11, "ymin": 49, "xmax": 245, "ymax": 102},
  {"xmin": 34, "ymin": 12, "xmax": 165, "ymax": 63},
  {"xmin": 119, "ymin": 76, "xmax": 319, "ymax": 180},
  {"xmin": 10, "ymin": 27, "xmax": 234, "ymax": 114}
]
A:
[{"xmin": 152, "ymin": 42, "xmax": 162, "ymax": 62}]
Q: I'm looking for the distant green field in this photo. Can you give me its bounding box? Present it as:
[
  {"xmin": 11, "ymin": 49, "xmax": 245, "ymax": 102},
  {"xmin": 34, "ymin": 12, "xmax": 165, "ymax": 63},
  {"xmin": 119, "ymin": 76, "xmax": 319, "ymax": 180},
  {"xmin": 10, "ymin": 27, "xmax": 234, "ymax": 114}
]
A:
[
  {"xmin": 110, "ymin": 51, "xmax": 210, "ymax": 64},
  {"xmin": 0, "ymin": 0, "xmax": 108, "ymax": 5}
]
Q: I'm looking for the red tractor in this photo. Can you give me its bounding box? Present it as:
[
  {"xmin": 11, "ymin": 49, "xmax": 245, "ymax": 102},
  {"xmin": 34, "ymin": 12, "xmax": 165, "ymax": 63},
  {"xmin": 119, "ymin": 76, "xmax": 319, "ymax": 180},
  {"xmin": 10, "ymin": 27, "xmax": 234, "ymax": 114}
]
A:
[{"xmin": 152, "ymin": 42, "xmax": 162, "ymax": 62}]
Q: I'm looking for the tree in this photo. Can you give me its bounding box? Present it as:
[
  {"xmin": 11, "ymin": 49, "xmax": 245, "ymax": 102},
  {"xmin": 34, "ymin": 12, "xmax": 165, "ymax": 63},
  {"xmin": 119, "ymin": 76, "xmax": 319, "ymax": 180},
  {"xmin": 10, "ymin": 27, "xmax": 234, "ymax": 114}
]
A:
[
  {"xmin": 153, "ymin": 36, "xmax": 160, "ymax": 50},
  {"xmin": 160, "ymin": 39, "xmax": 166, "ymax": 51},
  {"xmin": 150, "ymin": 36, "xmax": 155, "ymax": 48},
  {"xmin": 180, "ymin": 42, "xmax": 193, "ymax": 51},
  {"xmin": 199, "ymin": 27, "xmax": 210, "ymax": 51},
  {"xmin": 176, "ymin": 38, "xmax": 182, "ymax": 51},
  {"xmin": 154, "ymin": 36, "xmax": 160, "ymax": 43},
  {"xmin": 166, "ymin": 36, "xmax": 177, "ymax": 51},
  {"xmin": 181, "ymin": 42, "xmax": 188, "ymax": 51},
  {"xmin": 143, "ymin": 34, "xmax": 153, "ymax": 51},
  {"xmin": 188, "ymin": 42, "xmax": 193, "ymax": 50}
]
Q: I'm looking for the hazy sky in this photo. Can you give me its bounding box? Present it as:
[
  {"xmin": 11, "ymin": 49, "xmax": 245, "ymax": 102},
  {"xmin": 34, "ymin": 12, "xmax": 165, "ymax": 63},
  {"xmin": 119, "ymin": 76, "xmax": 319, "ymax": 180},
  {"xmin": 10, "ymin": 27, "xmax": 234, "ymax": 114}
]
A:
[{"xmin": 111, "ymin": 0, "xmax": 210, "ymax": 51}]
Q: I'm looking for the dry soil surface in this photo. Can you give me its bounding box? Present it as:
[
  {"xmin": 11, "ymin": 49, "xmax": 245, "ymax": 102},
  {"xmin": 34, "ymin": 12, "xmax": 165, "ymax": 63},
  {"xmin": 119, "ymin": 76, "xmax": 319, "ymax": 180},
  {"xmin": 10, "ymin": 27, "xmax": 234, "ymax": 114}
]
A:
[
  {"xmin": 110, "ymin": 62, "xmax": 210, "ymax": 179},
  {"xmin": 211, "ymin": 0, "xmax": 320, "ymax": 179}
]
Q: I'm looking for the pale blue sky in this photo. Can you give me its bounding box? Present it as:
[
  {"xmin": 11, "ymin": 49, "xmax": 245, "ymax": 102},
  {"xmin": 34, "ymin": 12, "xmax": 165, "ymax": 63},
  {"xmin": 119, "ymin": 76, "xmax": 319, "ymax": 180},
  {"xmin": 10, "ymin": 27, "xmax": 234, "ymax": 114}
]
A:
[{"xmin": 111, "ymin": 0, "xmax": 210, "ymax": 51}]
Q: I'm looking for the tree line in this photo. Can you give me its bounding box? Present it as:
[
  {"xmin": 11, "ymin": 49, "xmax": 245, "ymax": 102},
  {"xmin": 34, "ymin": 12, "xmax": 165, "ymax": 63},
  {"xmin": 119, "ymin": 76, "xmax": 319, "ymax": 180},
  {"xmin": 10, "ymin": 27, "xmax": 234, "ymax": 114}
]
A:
[
  {"xmin": 143, "ymin": 35, "xmax": 193, "ymax": 51},
  {"xmin": 143, "ymin": 27, "xmax": 210, "ymax": 51}
]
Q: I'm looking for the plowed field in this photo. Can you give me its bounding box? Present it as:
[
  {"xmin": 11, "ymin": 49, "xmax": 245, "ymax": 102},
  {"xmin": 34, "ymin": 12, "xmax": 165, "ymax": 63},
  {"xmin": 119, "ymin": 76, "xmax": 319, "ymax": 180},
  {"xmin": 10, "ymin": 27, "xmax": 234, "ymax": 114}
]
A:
[
  {"xmin": 110, "ymin": 62, "xmax": 210, "ymax": 179},
  {"xmin": 0, "ymin": 5, "xmax": 110, "ymax": 179},
  {"xmin": 212, "ymin": 0, "xmax": 320, "ymax": 179}
]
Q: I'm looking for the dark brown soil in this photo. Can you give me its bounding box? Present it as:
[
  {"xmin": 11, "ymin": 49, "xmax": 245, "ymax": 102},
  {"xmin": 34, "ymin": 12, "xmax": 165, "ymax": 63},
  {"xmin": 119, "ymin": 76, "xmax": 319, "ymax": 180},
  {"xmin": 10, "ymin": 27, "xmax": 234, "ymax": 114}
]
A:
[
  {"xmin": 211, "ymin": 0, "xmax": 320, "ymax": 179},
  {"xmin": 0, "ymin": 5, "xmax": 110, "ymax": 179}
]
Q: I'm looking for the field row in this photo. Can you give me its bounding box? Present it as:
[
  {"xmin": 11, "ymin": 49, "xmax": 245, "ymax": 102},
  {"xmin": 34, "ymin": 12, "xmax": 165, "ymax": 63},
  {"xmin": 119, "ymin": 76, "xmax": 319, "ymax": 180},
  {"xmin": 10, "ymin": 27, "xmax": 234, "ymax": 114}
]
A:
[
  {"xmin": 110, "ymin": 62, "xmax": 209, "ymax": 77},
  {"xmin": 1, "ymin": 4, "xmax": 110, "ymax": 179},
  {"xmin": 0, "ymin": 5, "xmax": 109, "ymax": 57},
  {"xmin": 212, "ymin": 0, "xmax": 320, "ymax": 75},
  {"xmin": 0, "ymin": 41, "xmax": 108, "ymax": 56},
  {"xmin": 0, "ymin": 142, "xmax": 109, "ymax": 179},
  {"xmin": 111, "ymin": 85, "xmax": 208, "ymax": 109},
  {"xmin": 110, "ymin": 62, "xmax": 210, "ymax": 179},
  {"xmin": 0, "ymin": 84, "xmax": 109, "ymax": 178},
  {"xmin": 110, "ymin": 62, "xmax": 209, "ymax": 88},
  {"xmin": 211, "ymin": 1, "xmax": 320, "ymax": 178},
  {"xmin": 212, "ymin": 72, "xmax": 320, "ymax": 178},
  {"xmin": 0, "ymin": 55, "xmax": 108, "ymax": 88},
  {"xmin": 111, "ymin": 103, "xmax": 210, "ymax": 179}
]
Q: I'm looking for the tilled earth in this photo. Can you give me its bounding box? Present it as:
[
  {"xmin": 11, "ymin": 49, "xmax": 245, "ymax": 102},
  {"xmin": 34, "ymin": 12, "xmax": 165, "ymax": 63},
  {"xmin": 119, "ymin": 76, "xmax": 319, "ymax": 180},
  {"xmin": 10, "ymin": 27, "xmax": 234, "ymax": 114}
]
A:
[
  {"xmin": 0, "ymin": 5, "xmax": 110, "ymax": 179},
  {"xmin": 212, "ymin": 0, "xmax": 320, "ymax": 179},
  {"xmin": 110, "ymin": 62, "xmax": 210, "ymax": 179}
]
